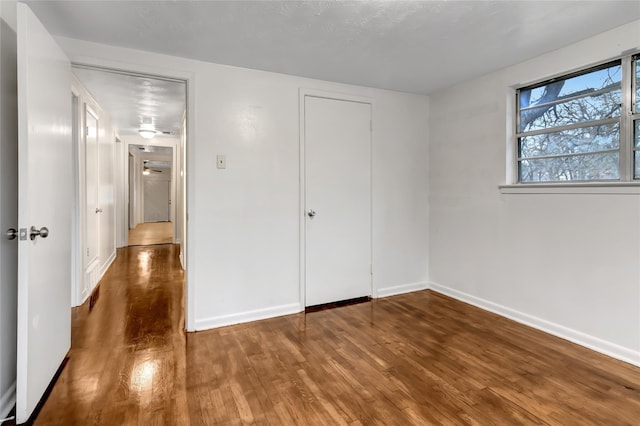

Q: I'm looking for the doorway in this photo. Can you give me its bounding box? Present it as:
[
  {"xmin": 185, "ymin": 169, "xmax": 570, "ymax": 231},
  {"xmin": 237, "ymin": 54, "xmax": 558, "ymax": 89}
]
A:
[
  {"xmin": 128, "ymin": 144, "xmax": 175, "ymax": 246},
  {"xmin": 11, "ymin": 6, "xmax": 192, "ymax": 422},
  {"xmin": 70, "ymin": 65, "xmax": 188, "ymax": 303},
  {"xmin": 301, "ymin": 92, "xmax": 373, "ymax": 307}
]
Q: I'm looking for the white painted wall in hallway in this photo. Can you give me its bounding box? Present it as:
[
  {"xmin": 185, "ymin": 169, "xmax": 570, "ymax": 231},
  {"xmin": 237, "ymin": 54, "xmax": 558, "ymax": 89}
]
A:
[
  {"xmin": 428, "ymin": 20, "xmax": 640, "ymax": 365},
  {"xmin": 57, "ymin": 37, "xmax": 430, "ymax": 330}
]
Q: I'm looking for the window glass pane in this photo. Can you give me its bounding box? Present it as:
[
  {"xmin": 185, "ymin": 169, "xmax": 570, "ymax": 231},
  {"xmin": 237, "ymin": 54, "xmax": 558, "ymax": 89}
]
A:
[
  {"xmin": 519, "ymin": 123, "xmax": 619, "ymax": 158},
  {"xmin": 636, "ymin": 58, "xmax": 640, "ymax": 112},
  {"xmin": 635, "ymin": 120, "xmax": 640, "ymax": 179},
  {"xmin": 520, "ymin": 91, "xmax": 621, "ymax": 132},
  {"xmin": 519, "ymin": 152, "xmax": 619, "ymax": 182},
  {"xmin": 519, "ymin": 63, "xmax": 621, "ymax": 133}
]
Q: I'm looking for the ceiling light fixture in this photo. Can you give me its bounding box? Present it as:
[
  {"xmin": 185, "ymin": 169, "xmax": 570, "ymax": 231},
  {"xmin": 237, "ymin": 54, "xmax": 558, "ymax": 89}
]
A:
[{"xmin": 139, "ymin": 129, "xmax": 156, "ymax": 139}]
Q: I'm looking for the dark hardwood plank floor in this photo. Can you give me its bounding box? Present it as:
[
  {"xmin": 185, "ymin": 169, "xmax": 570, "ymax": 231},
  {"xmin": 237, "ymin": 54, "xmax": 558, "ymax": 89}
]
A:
[{"xmin": 30, "ymin": 245, "xmax": 640, "ymax": 425}]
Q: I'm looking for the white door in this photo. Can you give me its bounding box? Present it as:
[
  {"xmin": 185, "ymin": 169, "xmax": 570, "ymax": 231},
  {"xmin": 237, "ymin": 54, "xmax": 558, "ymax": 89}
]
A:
[
  {"xmin": 16, "ymin": 4, "xmax": 72, "ymax": 423},
  {"xmin": 304, "ymin": 95, "xmax": 372, "ymax": 306},
  {"xmin": 85, "ymin": 107, "xmax": 99, "ymax": 268},
  {"xmin": 144, "ymin": 178, "xmax": 171, "ymax": 222}
]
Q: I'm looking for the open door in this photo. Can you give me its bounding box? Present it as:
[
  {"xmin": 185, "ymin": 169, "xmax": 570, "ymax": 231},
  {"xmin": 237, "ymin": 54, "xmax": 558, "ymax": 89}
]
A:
[{"xmin": 16, "ymin": 3, "xmax": 72, "ymax": 423}]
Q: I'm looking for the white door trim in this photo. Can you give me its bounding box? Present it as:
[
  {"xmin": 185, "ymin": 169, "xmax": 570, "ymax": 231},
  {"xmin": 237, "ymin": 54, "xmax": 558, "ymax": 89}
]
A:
[
  {"xmin": 70, "ymin": 61, "xmax": 195, "ymax": 331},
  {"xmin": 70, "ymin": 83, "xmax": 81, "ymax": 308},
  {"xmin": 84, "ymin": 104, "xmax": 100, "ymax": 273},
  {"xmin": 298, "ymin": 88, "xmax": 374, "ymax": 308}
]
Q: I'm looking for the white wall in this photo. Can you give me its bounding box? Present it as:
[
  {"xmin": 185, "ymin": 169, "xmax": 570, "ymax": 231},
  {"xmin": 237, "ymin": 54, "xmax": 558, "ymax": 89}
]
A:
[
  {"xmin": 97, "ymin": 104, "xmax": 116, "ymax": 279},
  {"xmin": 127, "ymin": 148, "xmax": 144, "ymax": 229},
  {"xmin": 115, "ymin": 136, "xmax": 127, "ymax": 248},
  {"xmin": 57, "ymin": 36, "xmax": 430, "ymax": 331},
  {"xmin": 0, "ymin": 0, "xmax": 17, "ymax": 418},
  {"xmin": 177, "ymin": 115, "xmax": 186, "ymax": 249},
  {"xmin": 429, "ymin": 20, "xmax": 640, "ymax": 365}
]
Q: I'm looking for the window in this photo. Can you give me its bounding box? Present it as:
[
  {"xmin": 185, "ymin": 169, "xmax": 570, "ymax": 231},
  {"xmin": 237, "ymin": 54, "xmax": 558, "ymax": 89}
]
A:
[
  {"xmin": 634, "ymin": 55, "xmax": 640, "ymax": 179},
  {"xmin": 515, "ymin": 54, "xmax": 640, "ymax": 183}
]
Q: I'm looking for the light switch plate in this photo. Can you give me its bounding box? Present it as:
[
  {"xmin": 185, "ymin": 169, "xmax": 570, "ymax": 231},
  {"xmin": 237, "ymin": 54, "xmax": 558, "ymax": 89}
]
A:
[{"xmin": 217, "ymin": 155, "xmax": 226, "ymax": 169}]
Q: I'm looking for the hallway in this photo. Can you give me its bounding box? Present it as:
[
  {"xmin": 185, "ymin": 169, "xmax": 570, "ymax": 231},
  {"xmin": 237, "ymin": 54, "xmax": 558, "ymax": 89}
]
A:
[
  {"xmin": 34, "ymin": 244, "xmax": 186, "ymax": 424},
  {"xmin": 128, "ymin": 222, "xmax": 174, "ymax": 246},
  {"xmin": 25, "ymin": 244, "xmax": 640, "ymax": 424}
]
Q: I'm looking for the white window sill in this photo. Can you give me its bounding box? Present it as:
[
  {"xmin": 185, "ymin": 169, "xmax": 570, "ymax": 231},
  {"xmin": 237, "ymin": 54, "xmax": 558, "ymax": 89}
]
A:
[{"xmin": 499, "ymin": 182, "xmax": 640, "ymax": 194}]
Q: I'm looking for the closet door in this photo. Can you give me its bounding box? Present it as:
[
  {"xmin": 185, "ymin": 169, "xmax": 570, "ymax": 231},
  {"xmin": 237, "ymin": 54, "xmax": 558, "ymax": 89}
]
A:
[
  {"xmin": 304, "ymin": 95, "xmax": 372, "ymax": 306},
  {"xmin": 85, "ymin": 106, "xmax": 100, "ymax": 269}
]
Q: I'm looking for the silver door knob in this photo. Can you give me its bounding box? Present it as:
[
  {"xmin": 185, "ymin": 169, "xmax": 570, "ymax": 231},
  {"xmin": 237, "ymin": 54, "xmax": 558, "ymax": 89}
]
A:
[
  {"xmin": 5, "ymin": 228, "xmax": 17, "ymax": 240},
  {"xmin": 95, "ymin": 208, "xmax": 103, "ymax": 213},
  {"xmin": 307, "ymin": 209, "xmax": 316, "ymax": 217},
  {"xmin": 30, "ymin": 226, "xmax": 49, "ymax": 240}
]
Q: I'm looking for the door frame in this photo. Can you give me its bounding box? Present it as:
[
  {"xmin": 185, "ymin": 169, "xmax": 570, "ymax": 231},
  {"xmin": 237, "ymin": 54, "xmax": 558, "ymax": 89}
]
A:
[
  {"xmin": 71, "ymin": 85, "xmax": 81, "ymax": 308},
  {"xmin": 135, "ymin": 142, "xmax": 176, "ymax": 225},
  {"xmin": 298, "ymin": 88, "xmax": 374, "ymax": 307},
  {"xmin": 70, "ymin": 62, "xmax": 195, "ymax": 330},
  {"xmin": 70, "ymin": 75, "xmax": 108, "ymax": 307},
  {"xmin": 83, "ymin": 104, "xmax": 101, "ymax": 272}
]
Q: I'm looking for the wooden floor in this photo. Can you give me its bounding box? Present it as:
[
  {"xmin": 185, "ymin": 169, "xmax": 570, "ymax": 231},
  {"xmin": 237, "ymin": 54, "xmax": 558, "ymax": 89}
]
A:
[
  {"xmin": 128, "ymin": 222, "xmax": 173, "ymax": 246},
  {"xmin": 30, "ymin": 245, "xmax": 640, "ymax": 425}
]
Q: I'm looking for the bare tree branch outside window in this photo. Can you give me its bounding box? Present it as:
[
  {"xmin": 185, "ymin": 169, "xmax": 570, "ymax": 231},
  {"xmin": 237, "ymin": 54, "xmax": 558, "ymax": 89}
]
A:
[{"xmin": 517, "ymin": 62, "xmax": 622, "ymax": 182}]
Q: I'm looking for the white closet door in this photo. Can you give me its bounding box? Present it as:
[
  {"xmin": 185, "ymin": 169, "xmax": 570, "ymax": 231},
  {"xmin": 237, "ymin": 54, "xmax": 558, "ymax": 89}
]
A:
[
  {"xmin": 85, "ymin": 106, "xmax": 99, "ymax": 267},
  {"xmin": 304, "ymin": 95, "xmax": 372, "ymax": 306}
]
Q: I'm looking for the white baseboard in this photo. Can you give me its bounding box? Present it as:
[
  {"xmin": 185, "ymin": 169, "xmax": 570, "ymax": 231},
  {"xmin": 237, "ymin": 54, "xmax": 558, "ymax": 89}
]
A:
[
  {"xmin": 78, "ymin": 250, "xmax": 118, "ymax": 307},
  {"xmin": 429, "ymin": 282, "xmax": 640, "ymax": 367},
  {"xmin": 194, "ymin": 302, "xmax": 303, "ymax": 330},
  {"xmin": 81, "ymin": 259, "xmax": 101, "ymax": 306},
  {"xmin": 0, "ymin": 381, "xmax": 15, "ymax": 419},
  {"xmin": 376, "ymin": 281, "xmax": 429, "ymax": 298},
  {"xmin": 99, "ymin": 250, "xmax": 117, "ymax": 279}
]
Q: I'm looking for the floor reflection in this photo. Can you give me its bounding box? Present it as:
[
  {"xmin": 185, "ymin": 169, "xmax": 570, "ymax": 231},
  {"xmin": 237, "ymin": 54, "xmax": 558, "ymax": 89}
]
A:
[{"xmin": 34, "ymin": 244, "xmax": 186, "ymax": 425}]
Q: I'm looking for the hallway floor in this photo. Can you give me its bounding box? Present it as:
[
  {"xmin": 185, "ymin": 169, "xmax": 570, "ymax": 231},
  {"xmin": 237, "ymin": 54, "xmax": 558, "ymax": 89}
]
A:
[
  {"xmin": 35, "ymin": 245, "xmax": 186, "ymax": 425},
  {"xmin": 128, "ymin": 222, "xmax": 173, "ymax": 246},
  {"xmin": 31, "ymin": 245, "xmax": 640, "ymax": 425}
]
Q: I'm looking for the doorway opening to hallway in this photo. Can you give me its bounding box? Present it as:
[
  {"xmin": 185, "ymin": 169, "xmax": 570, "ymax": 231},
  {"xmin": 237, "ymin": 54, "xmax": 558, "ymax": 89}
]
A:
[
  {"xmin": 70, "ymin": 64, "xmax": 189, "ymax": 308},
  {"xmin": 128, "ymin": 144, "xmax": 175, "ymax": 246}
]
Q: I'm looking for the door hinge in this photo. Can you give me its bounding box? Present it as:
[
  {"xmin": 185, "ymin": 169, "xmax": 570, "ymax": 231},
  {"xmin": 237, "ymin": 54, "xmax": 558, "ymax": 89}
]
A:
[
  {"xmin": 85, "ymin": 126, "xmax": 89, "ymax": 137},
  {"xmin": 370, "ymin": 264, "xmax": 373, "ymax": 275},
  {"xmin": 86, "ymin": 248, "xmax": 90, "ymax": 257}
]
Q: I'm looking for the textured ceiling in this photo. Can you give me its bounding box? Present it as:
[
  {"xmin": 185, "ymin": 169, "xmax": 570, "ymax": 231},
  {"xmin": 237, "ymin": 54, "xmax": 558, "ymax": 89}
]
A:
[
  {"xmin": 73, "ymin": 67, "xmax": 186, "ymax": 138},
  {"xmin": 26, "ymin": 1, "xmax": 640, "ymax": 95}
]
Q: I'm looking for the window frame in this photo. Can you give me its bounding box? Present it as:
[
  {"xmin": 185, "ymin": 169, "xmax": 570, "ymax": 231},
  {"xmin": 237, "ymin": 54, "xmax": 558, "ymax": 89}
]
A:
[
  {"xmin": 511, "ymin": 53, "xmax": 639, "ymax": 185},
  {"xmin": 631, "ymin": 54, "xmax": 640, "ymax": 179}
]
